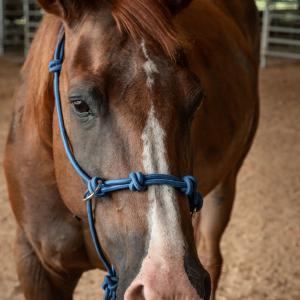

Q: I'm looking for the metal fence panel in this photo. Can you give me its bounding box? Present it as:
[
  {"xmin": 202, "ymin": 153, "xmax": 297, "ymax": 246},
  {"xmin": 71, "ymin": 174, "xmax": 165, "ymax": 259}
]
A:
[
  {"xmin": 0, "ymin": 0, "xmax": 4, "ymax": 55},
  {"xmin": 261, "ymin": 0, "xmax": 300, "ymax": 66},
  {"xmin": 0, "ymin": 0, "xmax": 42, "ymax": 55}
]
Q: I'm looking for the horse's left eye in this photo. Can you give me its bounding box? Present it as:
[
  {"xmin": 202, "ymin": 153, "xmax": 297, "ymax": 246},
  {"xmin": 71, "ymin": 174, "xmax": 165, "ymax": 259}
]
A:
[{"xmin": 71, "ymin": 99, "xmax": 90, "ymax": 114}]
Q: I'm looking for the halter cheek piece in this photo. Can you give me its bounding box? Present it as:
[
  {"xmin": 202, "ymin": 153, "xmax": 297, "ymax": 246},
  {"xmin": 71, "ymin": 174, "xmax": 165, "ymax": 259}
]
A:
[{"xmin": 49, "ymin": 29, "xmax": 203, "ymax": 300}]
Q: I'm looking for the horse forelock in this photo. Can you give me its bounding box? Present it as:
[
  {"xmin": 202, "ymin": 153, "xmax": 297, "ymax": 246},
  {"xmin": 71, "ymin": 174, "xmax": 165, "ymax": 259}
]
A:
[{"xmin": 112, "ymin": 0, "xmax": 180, "ymax": 60}]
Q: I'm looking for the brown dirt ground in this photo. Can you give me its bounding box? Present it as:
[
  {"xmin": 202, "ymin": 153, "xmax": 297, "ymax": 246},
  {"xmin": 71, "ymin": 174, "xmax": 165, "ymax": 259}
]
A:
[{"xmin": 0, "ymin": 56, "xmax": 299, "ymax": 300}]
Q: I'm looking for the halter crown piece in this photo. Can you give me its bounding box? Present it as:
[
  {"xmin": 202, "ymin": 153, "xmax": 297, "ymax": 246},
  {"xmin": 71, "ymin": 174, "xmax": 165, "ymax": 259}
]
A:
[{"xmin": 49, "ymin": 29, "xmax": 203, "ymax": 300}]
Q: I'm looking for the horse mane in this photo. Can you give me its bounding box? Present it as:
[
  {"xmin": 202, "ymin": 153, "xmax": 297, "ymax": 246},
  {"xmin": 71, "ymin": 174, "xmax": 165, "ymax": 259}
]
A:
[
  {"xmin": 21, "ymin": 16, "xmax": 62, "ymax": 148},
  {"xmin": 112, "ymin": 0, "xmax": 180, "ymax": 60}
]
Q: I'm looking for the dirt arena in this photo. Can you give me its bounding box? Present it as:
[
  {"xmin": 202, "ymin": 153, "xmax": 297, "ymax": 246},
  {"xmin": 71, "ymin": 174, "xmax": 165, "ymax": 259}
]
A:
[{"xmin": 0, "ymin": 56, "xmax": 299, "ymax": 300}]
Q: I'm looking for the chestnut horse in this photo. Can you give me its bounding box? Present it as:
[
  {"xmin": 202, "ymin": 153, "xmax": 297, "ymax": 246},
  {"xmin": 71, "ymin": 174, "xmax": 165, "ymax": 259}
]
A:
[{"xmin": 4, "ymin": 0, "xmax": 259, "ymax": 299}]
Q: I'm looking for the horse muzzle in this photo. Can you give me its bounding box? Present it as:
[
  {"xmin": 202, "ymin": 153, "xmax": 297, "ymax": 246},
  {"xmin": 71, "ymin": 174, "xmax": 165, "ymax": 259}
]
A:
[{"xmin": 124, "ymin": 252, "xmax": 211, "ymax": 300}]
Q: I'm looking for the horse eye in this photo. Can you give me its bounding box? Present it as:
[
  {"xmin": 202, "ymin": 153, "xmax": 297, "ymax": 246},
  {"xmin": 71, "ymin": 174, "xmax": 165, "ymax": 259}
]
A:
[
  {"xmin": 71, "ymin": 99, "xmax": 90, "ymax": 114},
  {"xmin": 188, "ymin": 90, "xmax": 205, "ymax": 117}
]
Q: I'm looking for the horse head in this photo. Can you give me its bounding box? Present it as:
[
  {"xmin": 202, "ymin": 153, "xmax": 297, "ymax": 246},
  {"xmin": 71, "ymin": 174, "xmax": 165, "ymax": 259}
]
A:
[{"xmin": 38, "ymin": 0, "xmax": 210, "ymax": 299}]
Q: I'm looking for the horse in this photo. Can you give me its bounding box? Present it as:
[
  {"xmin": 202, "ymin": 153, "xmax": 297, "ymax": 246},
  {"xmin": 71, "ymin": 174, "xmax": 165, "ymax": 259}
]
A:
[{"xmin": 4, "ymin": 0, "xmax": 260, "ymax": 299}]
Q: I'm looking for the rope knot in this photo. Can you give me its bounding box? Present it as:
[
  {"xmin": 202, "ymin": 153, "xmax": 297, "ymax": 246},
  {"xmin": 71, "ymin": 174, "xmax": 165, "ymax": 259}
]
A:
[
  {"xmin": 129, "ymin": 172, "xmax": 146, "ymax": 192},
  {"xmin": 182, "ymin": 176, "xmax": 197, "ymax": 196},
  {"xmin": 102, "ymin": 268, "xmax": 118, "ymax": 300},
  {"xmin": 84, "ymin": 177, "xmax": 104, "ymax": 201},
  {"xmin": 49, "ymin": 59, "xmax": 63, "ymax": 73},
  {"xmin": 182, "ymin": 176, "xmax": 203, "ymax": 213}
]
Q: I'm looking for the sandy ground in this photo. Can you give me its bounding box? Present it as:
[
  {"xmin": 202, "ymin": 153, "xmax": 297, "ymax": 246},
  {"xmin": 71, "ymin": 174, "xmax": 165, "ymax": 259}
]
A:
[{"xmin": 0, "ymin": 56, "xmax": 299, "ymax": 300}]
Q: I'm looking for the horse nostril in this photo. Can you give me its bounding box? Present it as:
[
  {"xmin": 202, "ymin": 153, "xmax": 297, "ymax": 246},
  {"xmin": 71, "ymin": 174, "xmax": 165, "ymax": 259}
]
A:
[
  {"xmin": 203, "ymin": 273, "xmax": 211, "ymax": 300},
  {"xmin": 126, "ymin": 284, "xmax": 145, "ymax": 300},
  {"xmin": 136, "ymin": 285, "xmax": 145, "ymax": 299}
]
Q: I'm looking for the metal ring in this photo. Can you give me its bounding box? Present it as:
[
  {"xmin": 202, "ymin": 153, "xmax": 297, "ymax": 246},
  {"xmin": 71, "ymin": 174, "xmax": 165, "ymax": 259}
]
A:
[{"xmin": 83, "ymin": 184, "xmax": 102, "ymax": 202}]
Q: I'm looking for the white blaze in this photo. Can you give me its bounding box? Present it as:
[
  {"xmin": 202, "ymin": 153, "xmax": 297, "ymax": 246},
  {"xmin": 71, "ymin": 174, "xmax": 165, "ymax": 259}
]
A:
[
  {"xmin": 141, "ymin": 105, "xmax": 184, "ymax": 256},
  {"xmin": 141, "ymin": 40, "xmax": 159, "ymax": 88}
]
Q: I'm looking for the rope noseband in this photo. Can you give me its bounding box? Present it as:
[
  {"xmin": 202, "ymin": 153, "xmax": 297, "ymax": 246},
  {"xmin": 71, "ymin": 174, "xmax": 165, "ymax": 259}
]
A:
[{"xmin": 49, "ymin": 29, "xmax": 203, "ymax": 300}]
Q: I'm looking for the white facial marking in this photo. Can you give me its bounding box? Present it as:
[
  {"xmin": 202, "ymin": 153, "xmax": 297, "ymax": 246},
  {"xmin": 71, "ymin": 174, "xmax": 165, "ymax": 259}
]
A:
[
  {"xmin": 141, "ymin": 40, "xmax": 159, "ymax": 88},
  {"xmin": 125, "ymin": 107, "xmax": 197, "ymax": 298},
  {"xmin": 141, "ymin": 105, "xmax": 184, "ymax": 256}
]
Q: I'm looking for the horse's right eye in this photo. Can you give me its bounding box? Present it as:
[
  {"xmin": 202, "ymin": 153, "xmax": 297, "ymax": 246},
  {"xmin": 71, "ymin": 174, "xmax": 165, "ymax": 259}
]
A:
[
  {"xmin": 72, "ymin": 99, "xmax": 90, "ymax": 114},
  {"xmin": 69, "ymin": 96, "xmax": 91, "ymax": 117}
]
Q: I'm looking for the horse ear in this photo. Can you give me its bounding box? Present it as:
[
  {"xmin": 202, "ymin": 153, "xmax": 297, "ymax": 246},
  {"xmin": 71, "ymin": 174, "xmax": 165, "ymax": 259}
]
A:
[
  {"xmin": 37, "ymin": 0, "xmax": 83, "ymax": 21},
  {"xmin": 164, "ymin": 0, "xmax": 193, "ymax": 14}
]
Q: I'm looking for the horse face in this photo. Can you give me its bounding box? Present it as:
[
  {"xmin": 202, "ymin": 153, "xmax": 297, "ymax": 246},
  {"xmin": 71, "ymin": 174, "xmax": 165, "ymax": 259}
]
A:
[{"xmin": 40, "ymin": 0, "xmax": 210, "ymax": 299}]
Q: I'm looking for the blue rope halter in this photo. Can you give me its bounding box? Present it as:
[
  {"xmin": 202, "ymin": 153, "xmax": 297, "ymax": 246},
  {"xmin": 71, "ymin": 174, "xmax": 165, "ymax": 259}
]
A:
[{"xmin": 49, "ymin": 29, "xmax": 203, "ymax": 300}]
